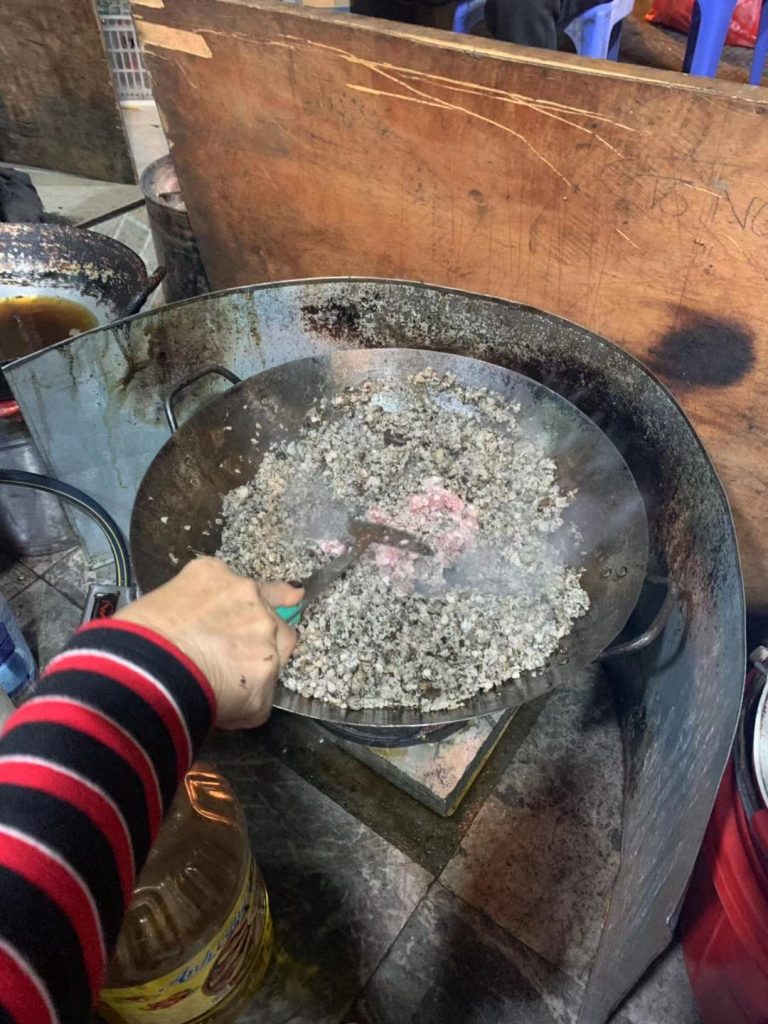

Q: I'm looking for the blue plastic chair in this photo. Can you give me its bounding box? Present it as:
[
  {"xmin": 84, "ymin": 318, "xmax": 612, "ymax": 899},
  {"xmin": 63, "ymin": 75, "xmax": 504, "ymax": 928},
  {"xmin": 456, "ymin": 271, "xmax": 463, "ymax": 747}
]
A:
[
  {"xmin": 452, "ymin": 0, "xmax": 633, "ymax": 61},
  {"xmin": 452, "ymin": 0, "xmax": 484, "ymax": 34},
  {"xmin": 682, "ymin": 0, "xmax": 768, "ymax": 82},
  {"xmin": 563, "ymin": 0, "xmax": 634, "ymax": 59},
  {"xmin": 750, "ymin": 0, "xmax": 768, "ymax": 84},
  {"xmin": 682, "ymin": 0, "xmax": 740, "ymax": 76}
]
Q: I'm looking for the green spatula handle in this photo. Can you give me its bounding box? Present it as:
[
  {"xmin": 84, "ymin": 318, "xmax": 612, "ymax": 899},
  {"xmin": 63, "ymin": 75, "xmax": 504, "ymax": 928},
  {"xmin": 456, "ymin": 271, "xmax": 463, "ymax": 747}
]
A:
[{"xmin": 275, "ymin": 602, "xmax": 305, "ymax": 626}]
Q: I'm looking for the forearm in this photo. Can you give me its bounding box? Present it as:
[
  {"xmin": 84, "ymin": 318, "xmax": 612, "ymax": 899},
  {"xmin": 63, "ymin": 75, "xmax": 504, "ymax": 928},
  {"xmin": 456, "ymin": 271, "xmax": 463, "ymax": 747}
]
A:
[{"xmin": 0, "ymin": 621, "xmax": 215, "ymax": 1024}]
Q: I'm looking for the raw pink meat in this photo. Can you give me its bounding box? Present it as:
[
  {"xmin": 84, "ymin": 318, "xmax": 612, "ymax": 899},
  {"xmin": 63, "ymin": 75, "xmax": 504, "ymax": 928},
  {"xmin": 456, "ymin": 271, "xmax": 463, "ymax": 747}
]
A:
[
  {"xmin": 319, "ymin": 539, "xmax": 347, "ymax": 557},
  {"xmin": 367, "ymin": 479, "xmax": 479, "ymax": 590}
]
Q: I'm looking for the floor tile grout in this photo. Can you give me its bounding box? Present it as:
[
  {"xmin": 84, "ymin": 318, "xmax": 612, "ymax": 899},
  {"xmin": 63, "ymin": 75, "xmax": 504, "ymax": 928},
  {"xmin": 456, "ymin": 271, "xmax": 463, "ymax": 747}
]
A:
[
  {"xmin": 350, "ymin": 877, "xmax": 601, "ymax": 1024},
  {"xmin": 5, "ymin": 578, "xmax": 36, "ymax": 603},
  {"xmin": 265, "ymin": 751, "xmax": 441, "ymax": 876},
  {"xmin": 43, "ymin": 582, "xmax": 83, "ymax": 612},
  {"xmin": 20, "ymin": 549, "xmax": 75, "ymax": 577},
  {"xmin": 434, "ymin": 878, "xmax": 574, "ymax": 975},
  {"xmin": 348, "ymin": 874, "xmax": 442, "ymax": 1018},
  {"xmin": 230, "ymin": 750, "xmax": 440, "ymax": 1019},
  {"xmin": 7, "ymin": 570, "xmax": 83, "ymax": 630}
]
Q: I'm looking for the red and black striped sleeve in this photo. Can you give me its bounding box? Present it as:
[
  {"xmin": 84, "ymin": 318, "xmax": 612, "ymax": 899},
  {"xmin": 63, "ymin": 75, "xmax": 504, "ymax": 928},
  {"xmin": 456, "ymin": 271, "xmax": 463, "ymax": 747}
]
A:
[{"xmin": 0, "ymin": 620, "xmax": 216, "ymax": 1024}]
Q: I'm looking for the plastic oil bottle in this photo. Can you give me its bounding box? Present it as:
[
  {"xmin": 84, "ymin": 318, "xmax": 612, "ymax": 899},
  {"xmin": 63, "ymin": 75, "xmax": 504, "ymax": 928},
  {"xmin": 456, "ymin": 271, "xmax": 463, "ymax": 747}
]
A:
[
  {"xmin": 0, "ymin": 591, "xmax": 36, "ymax": 708},
  {"xmin": 98, "ymin": 765, "xmax": 273, "ymax": 1024}
]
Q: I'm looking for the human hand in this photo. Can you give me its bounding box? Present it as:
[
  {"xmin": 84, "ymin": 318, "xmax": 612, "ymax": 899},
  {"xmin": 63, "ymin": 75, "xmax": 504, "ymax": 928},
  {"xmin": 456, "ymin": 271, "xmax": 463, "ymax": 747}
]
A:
[{"xmin": 115, "ymin": 557, "xmax": 303, "ymax": 729}]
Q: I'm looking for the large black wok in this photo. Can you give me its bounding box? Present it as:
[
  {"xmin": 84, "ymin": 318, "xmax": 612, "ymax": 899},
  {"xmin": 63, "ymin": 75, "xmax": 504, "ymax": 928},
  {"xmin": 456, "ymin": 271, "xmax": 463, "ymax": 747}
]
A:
[{"xmin": 131, "ymin": 348, "xmax": 649, "ymax": 727}]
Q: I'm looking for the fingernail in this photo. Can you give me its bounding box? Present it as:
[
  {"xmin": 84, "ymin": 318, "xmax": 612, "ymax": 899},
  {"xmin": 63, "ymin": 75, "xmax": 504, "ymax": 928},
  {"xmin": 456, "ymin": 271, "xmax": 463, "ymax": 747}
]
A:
[{"xmin": 288, "ymin": 580, "xmax": 303, "ymax": 589}]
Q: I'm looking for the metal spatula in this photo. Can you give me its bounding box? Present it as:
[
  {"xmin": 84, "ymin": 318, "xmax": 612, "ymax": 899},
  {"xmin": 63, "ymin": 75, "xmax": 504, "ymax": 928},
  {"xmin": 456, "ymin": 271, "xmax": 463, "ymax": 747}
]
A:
[{"xmin": 275, "ymin": 518, "xmax": 432, "ymax": 625}]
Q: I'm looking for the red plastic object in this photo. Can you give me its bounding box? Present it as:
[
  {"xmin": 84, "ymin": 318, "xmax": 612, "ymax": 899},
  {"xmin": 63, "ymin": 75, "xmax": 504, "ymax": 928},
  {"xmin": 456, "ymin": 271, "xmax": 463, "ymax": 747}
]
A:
[
  {"xmin": 682, "ymin": 762, "xmax": 768, "ymax": 1024},
  {"xmin": 646, "ymin": 0, "xmax": 761, "ymax": 48},
  {"xmin": 0, "ymin": 400, "xmax": 20, "ymax": 419},
  {"xmin": 753, "ymin": 809, "xmax": 768, "ymax": 854}
]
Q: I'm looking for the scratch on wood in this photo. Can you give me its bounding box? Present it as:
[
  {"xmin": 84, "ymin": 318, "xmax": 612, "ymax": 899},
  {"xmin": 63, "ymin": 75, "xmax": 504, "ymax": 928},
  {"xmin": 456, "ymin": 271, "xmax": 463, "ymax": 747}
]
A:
[
  {"xmin": 289, "ymin": 33, "xmax": 638, "ymax": 133},
  {"xmin": 135, "ymin": 18, "xmax": 213, "ymax": 58},
  {"xmin": 680, "ymin": 182, "xmax": 723, "ymax": 199},
  {"xmin": 278, "ymin": 34, "xmax": 637, "ymax": 136},
  {"xmin": 133, "ymin": 0, "xmax": 164, "ymax": 7},
  {"xmin": 257, "ymin": 165, "xmax": 280, "ymax": 192},
  {"xmin": 142, "ymin": 42, "xmax": 201, "ymax": 89},
  {"xmin": 175, "ymin": 57, "xmax": 200, "ymax": 89},
  {"xmin": 193, "ymin": 29, "xmax": 640, "ymax": 183},
  {"xmin": 221, "ymin": 29, "xmax": 638, "ymax": 148},
  {"xmin": 396, "ymin": 69, "xmax": 638, "ymax": 133},
  {"xmin": 274, "ymin": 36, "xmax": 574, "ymax": 185},
  {"xmin": 398, "ymin": 77, "xmax": 623, "ymax": 154},
  {"xmin": 615, "ymin": 228, "xmax": 640, "ymax": 250},
  {"xmin": 348, "ymin": 84, "xmax": 449, "ymax": 111},
  {"xmin": 697, "ymin": 218, "xmax": 768, "ymax": 282},
  {"xmin": 351, "ymin": 81, "xmax": 571, "ymax": 185}
]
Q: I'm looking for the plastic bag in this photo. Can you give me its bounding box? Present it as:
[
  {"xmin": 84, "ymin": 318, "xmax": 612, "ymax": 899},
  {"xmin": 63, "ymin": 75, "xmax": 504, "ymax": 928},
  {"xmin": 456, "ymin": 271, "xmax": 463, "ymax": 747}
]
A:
[{"xmin": 645, "ymin": 0, "xmax": 761, "ymax": 48}]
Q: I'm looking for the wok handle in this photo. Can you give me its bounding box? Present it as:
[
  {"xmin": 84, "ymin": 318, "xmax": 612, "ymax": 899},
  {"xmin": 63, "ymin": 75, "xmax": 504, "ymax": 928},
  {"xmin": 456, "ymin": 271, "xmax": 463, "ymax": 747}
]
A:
[
  {"xmin": 124, "ymin": 266, "xmax": 167, "ymax": 316},
  {"xmin": 165, "ymin": 364, "xmax": 242, "ymax": 433},
  {"xmin": 599, "ymin": 576, "xmax": 678, "ymax": 659}
]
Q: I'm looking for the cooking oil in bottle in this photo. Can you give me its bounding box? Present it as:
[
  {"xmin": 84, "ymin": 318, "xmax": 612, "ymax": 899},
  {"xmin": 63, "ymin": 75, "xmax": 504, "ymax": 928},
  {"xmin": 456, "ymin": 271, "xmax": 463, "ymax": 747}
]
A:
[{"xmin": 98, "ymin": 765, "xmax": 272, "ymax": 1024}]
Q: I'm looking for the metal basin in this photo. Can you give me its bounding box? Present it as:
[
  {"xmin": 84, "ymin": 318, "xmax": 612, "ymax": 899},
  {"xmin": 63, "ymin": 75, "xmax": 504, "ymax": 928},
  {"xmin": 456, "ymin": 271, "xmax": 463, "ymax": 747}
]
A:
[
  {"xmin": 2, "ymin": 278, "xmax": 745, "ymax": 1022},
  {"xmin": 0, "ymin": 223, "xmax": 159, "ymax": 557},
  {"xmin": 0, "ymin": 223, "xmax": 153, "ymax": 337}
]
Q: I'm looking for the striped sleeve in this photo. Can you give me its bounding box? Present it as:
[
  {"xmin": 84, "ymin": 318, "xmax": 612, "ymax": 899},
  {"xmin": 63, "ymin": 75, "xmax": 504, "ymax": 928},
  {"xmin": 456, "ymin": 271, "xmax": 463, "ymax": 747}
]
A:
[{"xmin": 0, "ymin": 621, "xmax": 216, "ymax": 1024}]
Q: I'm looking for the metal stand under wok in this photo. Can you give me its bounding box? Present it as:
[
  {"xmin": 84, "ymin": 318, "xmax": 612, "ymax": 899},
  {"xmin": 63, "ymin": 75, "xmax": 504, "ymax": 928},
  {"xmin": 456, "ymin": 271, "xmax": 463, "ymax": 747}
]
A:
[
  {"xmin": 321, "ymin": 720, "xmax": 467, "ymax": 748},
  {"xmin": 4, "ymin": 279, "xmax": 745, "ymax": 1024},
  {"xmin": 321, "ymin": 711, "xmax": 517, "ymax": 817}
]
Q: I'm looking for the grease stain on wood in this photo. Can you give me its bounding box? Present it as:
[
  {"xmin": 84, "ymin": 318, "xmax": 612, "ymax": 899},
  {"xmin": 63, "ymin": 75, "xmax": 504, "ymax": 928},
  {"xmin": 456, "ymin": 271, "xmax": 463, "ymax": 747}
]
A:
[{"xmin": 649, "ymin": 313, "xmax": 756, "ymax": 390}]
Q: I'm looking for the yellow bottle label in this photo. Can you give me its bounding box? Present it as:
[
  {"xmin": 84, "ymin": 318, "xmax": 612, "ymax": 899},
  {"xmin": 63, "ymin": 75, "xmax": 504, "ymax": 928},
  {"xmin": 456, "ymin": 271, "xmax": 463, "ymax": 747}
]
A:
[{"xmin": 99, "ymin": 858, "xmax": 272, "ymax": 1024}]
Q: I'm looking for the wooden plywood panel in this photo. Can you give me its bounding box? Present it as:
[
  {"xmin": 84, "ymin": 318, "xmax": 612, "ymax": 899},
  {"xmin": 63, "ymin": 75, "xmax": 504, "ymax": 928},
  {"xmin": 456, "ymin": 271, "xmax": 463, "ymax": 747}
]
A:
[
  {"xmin": 0, "ymin": 0, "xmax": 134, "ymax": 182},
  {"xmin": 135, "ymin": 0, "xmax": 768, "ymax": 605}
]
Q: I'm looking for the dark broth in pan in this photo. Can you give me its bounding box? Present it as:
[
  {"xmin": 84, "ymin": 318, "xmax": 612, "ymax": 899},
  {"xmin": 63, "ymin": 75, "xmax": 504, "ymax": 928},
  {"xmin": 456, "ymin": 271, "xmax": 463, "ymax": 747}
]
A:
[{"xmin": 0, "ymin": 295, "xmax": 97, "ymax": 360}]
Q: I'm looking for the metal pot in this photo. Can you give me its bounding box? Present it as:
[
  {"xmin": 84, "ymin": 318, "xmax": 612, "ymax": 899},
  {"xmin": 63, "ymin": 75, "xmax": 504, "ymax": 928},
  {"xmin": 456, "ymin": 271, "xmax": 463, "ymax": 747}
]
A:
[
  {"xmin": 0, "ymin": 223, "xmax": 164, "ymax": 556},
  {"xmin": 0, "ymin": 223, "xmax": 162, "ymax": 341},
  {"xmin": 140, "ymin": 155, "xmax": 210, "ymax": 304}
]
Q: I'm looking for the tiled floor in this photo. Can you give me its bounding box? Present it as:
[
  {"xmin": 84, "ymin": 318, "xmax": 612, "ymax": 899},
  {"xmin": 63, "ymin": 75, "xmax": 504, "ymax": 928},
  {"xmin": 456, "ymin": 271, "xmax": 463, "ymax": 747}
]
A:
[
  {"xmin": 9, "ymin": 578, "xmax": 81, "ymax": 668},
  {"xmin": 41, "ymin": 546, "xmax": 116, "ymax": 607},
  {"xmin": 621, "ymin": 943, "xmax": 705, "ymax": 1024},
  {"xmin": 1, "ymin": 546, "xmax": 114, "ymax": 668},
  {"xmin": 440, "ymin": 671, "xmax": 624, "ymax": 980},
  {"xmin": 353, "ymin": 882, "xmax": 587, "ymax": 1024},
  {"xmin": 209, "ymin": 735, "xmax": 434, "ymax": 1024},
  {"xmin": 0, "ymin": 560, "xmax": 36, "ymax": 600},
  {"xmin": 18, "ymin": 166, "xmax": 139, "ymax": 228},
  {"xmin": 15, "ymin": 102, "xmax": 167, "ymax": 224}
]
